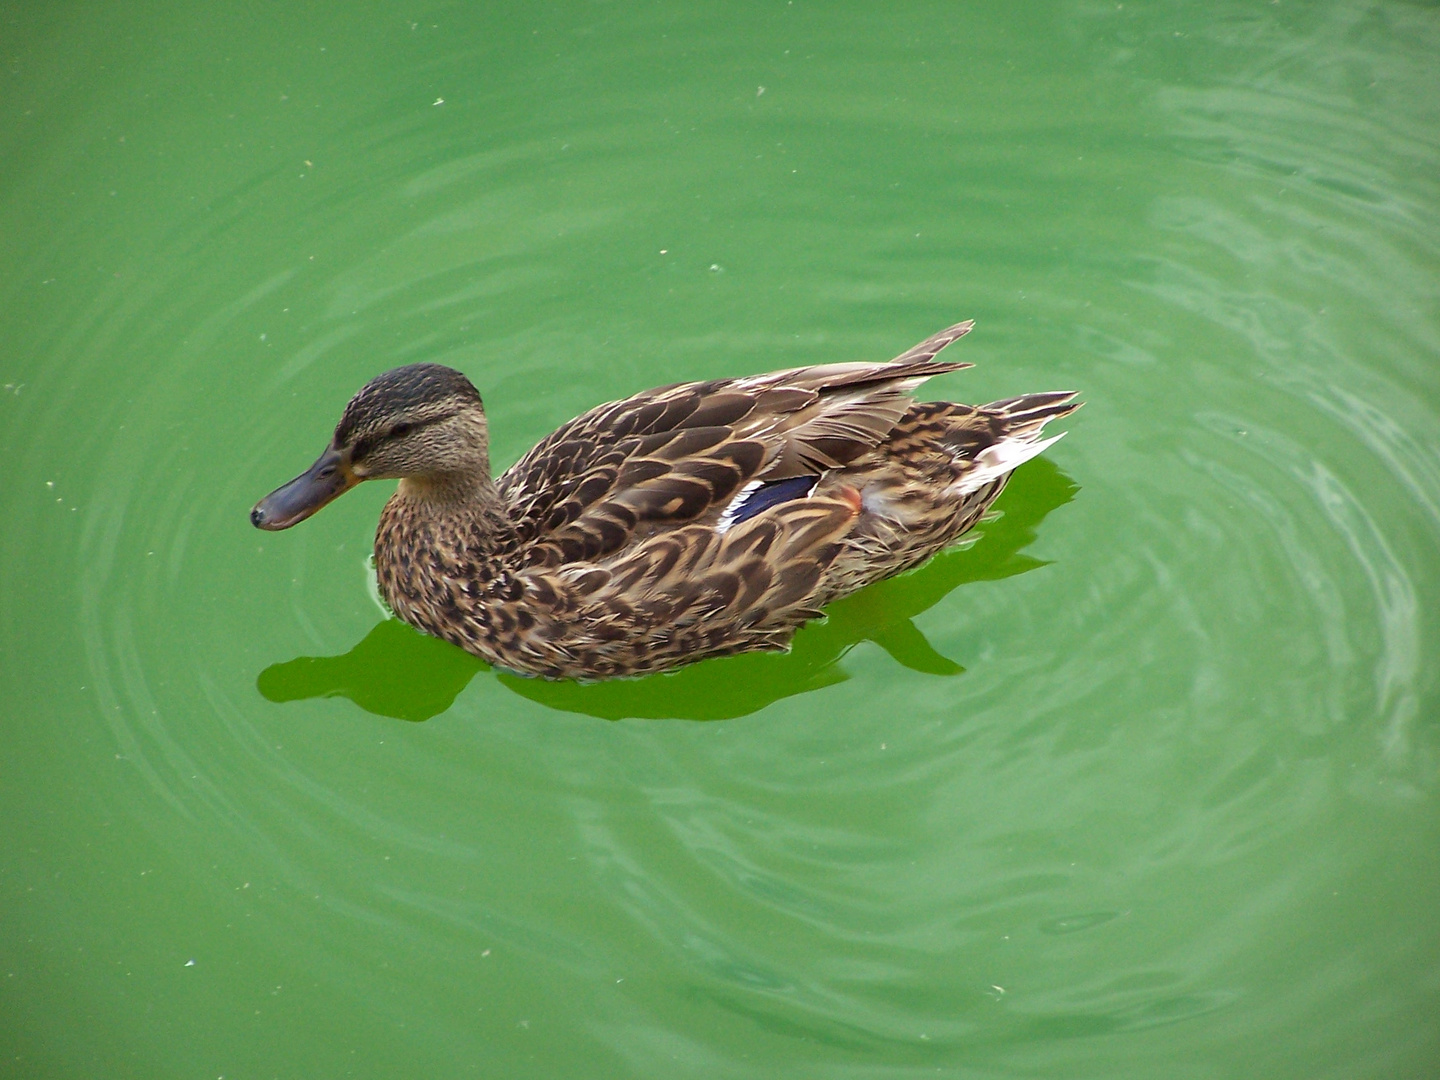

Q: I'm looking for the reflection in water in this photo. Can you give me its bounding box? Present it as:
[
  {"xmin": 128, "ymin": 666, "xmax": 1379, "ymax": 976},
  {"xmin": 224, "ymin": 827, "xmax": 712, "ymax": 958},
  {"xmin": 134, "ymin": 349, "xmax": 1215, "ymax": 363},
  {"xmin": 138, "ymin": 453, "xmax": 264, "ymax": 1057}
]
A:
[
  {"xmin": 257, "ymin": 619, "xmax": 482, "ymax": 722},
  {"xmin": 257, "ymin": 459, "xmax": 1077, "ymax": 721}
]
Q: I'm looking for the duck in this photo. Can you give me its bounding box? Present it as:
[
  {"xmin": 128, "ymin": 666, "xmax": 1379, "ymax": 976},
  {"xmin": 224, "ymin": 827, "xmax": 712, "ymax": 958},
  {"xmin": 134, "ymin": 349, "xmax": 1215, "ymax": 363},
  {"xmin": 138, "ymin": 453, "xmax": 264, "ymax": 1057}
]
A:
[{"xmin": 251, "ymin": 321, "xmax": 1078, "ymax": 680}]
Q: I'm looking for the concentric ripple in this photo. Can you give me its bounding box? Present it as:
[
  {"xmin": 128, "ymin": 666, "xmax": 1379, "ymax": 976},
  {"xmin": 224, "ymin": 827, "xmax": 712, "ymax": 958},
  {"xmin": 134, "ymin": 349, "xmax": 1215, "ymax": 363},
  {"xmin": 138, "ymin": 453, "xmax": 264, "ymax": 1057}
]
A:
[{"xmin": 1, "ymin": 2, "xmax": 1436, "ymax": 1077}]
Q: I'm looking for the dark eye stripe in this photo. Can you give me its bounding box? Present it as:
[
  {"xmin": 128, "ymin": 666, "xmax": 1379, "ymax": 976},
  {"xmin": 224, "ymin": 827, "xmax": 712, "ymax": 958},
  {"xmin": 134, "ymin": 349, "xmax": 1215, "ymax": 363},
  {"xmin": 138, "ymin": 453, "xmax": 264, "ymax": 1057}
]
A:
[
  {"xmin": 350, "ymin": 415, "xmax": 439, "ymax": 461},
  {"xmin": 389, "ymin": 414, "xmax": 445, "ymax": 439}
]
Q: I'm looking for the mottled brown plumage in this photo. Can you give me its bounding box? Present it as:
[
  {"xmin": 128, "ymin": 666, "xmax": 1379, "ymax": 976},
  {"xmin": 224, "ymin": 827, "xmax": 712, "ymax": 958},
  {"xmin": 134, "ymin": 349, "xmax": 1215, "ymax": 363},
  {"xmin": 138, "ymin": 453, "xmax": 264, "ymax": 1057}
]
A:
[{"xmin": 252, "ymin": 321, "xmax": 1079, "ymax": 679}]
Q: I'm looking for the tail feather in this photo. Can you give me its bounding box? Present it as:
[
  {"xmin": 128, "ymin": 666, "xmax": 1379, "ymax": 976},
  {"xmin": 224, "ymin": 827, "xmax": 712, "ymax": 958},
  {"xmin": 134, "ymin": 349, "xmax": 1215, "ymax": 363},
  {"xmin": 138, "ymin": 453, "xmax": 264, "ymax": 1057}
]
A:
[
  {"xmin": 985, "ymin": 390, "xmax": 1081, "ymax": 425},
  {"xmin": 947, "ymin": 392, "xmax": 1080, "ymax": 496},
  {"xmin": 952, "ymin": 430, "xmax": 1069, "ymax": 496}
]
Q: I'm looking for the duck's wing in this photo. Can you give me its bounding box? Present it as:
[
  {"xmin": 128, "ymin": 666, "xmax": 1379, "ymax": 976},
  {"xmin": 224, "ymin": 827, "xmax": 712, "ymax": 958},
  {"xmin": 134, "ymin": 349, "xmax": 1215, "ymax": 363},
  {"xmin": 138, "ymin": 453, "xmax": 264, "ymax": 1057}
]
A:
[
  {"xmin": 498, "ymin": 321, "xmax": 974, "ymax": 568},
  {"xmin": 513, "ymin": 499, "xmax": 863, "ymax": 677}
]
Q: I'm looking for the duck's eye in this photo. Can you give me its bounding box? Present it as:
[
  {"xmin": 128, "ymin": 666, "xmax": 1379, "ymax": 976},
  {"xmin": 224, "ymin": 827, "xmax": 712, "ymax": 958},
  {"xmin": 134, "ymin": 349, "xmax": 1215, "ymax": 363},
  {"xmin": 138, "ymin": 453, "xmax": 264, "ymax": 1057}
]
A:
[{"xmin": 389, "ymin": 422, "xmax": 413, "ymax": 439}]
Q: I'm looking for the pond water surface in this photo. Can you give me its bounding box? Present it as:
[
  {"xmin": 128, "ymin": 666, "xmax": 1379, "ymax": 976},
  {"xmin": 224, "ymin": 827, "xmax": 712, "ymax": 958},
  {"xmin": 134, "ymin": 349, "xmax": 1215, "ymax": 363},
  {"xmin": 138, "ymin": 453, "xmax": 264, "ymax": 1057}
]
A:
[{"xmin": 2, "ymin": 2, "xmax": 1437, "ymax": 1077}]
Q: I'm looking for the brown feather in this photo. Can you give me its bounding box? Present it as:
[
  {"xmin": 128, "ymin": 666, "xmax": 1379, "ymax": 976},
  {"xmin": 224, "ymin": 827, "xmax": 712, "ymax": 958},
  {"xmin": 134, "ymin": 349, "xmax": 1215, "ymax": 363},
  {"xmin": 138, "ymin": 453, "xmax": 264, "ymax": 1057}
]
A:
[{"xmin": 255, "ymin": 321, "xmax": 1078, "ymax": 679}]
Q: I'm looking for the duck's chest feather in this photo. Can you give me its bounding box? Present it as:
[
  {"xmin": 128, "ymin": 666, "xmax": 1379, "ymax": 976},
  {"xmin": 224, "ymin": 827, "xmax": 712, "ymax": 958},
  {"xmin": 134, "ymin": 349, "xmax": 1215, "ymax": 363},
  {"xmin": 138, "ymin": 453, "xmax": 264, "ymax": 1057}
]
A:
[{"xmin": 373, "ymin": 485, "xmax": 529, "ymax": 658}]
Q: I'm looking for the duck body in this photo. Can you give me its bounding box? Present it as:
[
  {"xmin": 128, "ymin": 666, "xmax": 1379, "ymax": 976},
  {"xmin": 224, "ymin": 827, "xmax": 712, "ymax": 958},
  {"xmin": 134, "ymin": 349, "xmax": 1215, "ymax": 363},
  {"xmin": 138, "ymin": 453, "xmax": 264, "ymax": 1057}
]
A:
[{"xmin": 253, "ymin": 321, "xmax": 1078, "ymax": 680}]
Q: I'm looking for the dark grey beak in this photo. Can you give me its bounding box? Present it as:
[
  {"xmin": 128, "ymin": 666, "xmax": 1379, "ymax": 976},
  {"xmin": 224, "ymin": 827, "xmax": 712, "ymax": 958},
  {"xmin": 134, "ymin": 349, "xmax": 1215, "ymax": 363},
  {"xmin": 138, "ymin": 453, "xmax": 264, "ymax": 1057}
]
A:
[{"xmin": 251, "ymin": 444, "xmax": 358, "ymax": 530}]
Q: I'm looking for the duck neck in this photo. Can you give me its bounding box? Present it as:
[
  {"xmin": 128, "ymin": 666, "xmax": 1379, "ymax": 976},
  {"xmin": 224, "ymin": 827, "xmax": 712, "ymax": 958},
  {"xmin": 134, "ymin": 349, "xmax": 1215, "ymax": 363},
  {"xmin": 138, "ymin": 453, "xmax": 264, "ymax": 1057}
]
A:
[{"xmin": 391, "ymin": 470, "xmax": 518, "ymax": 551}]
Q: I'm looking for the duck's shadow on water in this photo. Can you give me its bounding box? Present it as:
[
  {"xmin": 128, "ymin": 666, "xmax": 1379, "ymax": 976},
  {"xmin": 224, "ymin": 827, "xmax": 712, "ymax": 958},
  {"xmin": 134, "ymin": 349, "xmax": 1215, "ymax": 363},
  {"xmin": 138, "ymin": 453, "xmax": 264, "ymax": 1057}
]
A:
[{"xmin": 256, "ymin": 459, "xmax": 1076, "ymax": 722}]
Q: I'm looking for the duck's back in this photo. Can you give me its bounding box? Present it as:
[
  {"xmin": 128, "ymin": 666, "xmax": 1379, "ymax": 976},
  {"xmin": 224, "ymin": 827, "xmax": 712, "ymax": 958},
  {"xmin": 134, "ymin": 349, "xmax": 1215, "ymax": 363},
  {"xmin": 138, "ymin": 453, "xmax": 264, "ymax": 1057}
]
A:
[{"xmin": 496, "ymin": 324, "xmax": 979, "ymax": 574}]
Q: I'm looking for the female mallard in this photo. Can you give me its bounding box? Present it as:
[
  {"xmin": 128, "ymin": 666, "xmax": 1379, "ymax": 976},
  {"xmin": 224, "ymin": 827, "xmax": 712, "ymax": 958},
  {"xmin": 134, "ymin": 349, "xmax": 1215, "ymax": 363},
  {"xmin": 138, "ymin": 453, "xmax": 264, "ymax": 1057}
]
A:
[{"xmin": 252, "ymin": 321, "xmax": 1078, "ymax": 679}]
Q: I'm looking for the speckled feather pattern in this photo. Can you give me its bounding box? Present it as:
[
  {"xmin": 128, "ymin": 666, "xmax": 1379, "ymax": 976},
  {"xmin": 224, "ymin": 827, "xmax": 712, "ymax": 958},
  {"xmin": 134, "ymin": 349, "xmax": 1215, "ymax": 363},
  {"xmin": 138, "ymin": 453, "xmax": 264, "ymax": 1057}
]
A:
[{"xmin": 294, "ymin": 322, "xmax": 1077, "ymax": 679}]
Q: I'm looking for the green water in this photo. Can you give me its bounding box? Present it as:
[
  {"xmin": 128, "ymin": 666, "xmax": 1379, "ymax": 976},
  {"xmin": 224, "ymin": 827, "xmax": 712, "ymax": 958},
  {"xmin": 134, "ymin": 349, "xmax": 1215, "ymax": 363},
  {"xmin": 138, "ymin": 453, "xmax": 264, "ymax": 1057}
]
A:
[{"xmin": 3, "ymin": 2, "xmax": 1437, "ymax": 1076}]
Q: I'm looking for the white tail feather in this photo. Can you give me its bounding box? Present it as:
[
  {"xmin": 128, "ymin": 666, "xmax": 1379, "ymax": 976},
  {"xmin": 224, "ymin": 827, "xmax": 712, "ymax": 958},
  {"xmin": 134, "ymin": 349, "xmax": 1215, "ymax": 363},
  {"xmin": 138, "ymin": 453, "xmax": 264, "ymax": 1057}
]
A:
[{"xmin": 950, "ymin": 430, "xmax": 1067, "ymax": 496}]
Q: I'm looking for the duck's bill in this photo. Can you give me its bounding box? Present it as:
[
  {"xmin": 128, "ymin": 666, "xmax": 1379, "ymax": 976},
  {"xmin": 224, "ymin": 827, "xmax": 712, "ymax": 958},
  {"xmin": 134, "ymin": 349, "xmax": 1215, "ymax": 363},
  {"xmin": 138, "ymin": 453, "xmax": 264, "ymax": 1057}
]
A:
[{"xmin": 251, "ymin": 445, "xmax": 358, "ymax": 530}]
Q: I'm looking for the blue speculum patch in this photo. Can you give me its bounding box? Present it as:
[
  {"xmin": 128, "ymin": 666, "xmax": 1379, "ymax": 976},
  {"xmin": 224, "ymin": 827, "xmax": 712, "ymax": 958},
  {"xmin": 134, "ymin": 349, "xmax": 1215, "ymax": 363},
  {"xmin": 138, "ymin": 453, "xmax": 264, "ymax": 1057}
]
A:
[{"xmin": 728, "ymin": 475, "xmax": 820, "ymax": 524}]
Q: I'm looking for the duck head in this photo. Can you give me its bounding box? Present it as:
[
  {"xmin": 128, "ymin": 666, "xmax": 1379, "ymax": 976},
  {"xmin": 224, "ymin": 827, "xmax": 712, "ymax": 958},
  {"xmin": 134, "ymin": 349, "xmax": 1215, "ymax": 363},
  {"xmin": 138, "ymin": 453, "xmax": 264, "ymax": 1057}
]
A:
[{"xmin": 251, "ymin": 363, "xmax": 491, "ymax": 530}]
